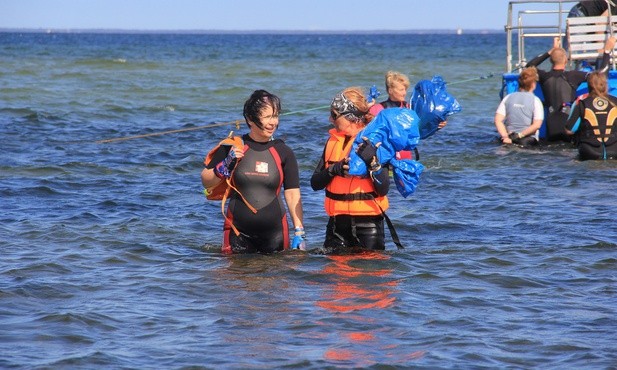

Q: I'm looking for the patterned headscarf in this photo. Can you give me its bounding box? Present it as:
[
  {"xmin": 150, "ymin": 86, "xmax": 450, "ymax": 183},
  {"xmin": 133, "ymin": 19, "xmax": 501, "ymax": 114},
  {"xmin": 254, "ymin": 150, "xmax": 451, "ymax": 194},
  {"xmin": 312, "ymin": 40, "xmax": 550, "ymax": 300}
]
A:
[{"xmin": 331, "ymin": 91, "xmax": 364, "ymax": 122}]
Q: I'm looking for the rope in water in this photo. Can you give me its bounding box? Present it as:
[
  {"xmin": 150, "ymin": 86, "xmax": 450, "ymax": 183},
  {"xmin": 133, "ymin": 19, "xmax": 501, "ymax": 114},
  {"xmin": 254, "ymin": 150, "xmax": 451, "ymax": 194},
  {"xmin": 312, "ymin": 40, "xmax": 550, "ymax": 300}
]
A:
[
  {"xmin": 94, "ymin": 105, "xmax": 330, "ymax": 144},
  {"xmin": 95, "ymin": 71, "xmax": 500, "ymax": 144},
  {"xmin": 445, "ymin": 71, "xmax": 499, "ymax": 86}
]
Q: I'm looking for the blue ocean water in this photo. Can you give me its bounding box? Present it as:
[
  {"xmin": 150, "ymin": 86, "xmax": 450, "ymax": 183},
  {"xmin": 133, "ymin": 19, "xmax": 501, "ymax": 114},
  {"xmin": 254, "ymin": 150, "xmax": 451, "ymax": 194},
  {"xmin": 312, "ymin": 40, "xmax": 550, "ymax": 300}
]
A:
[{"xmin": 1, "ymin": 32, "xmax": 616, "ymax": 369}]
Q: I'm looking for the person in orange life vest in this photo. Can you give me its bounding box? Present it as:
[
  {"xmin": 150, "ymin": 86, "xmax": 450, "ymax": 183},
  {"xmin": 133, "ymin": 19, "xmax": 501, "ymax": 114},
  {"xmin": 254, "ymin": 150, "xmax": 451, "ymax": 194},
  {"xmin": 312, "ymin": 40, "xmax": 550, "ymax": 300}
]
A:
[
  {"xmin": 310, "ymin": 87, "xmax": 390, "ymax": 253},
  {"xmin": 200, "ymin": 90, "xmax": 305, "ymax": 254},
  {"xmin": 369, "ymin": 70, "xmax": 447, "ymax": 160},
  {"xmin": 565, "ymin": 71, "xmax": 617, "ymax": 160}
]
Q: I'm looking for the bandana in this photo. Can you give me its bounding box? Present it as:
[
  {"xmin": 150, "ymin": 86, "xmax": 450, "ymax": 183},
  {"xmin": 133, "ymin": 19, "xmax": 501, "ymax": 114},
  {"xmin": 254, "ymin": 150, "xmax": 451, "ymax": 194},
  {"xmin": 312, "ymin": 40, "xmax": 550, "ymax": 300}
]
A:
[{"xmin": 331, "ymin": 92, "xmax": 364, "ymax": 122}]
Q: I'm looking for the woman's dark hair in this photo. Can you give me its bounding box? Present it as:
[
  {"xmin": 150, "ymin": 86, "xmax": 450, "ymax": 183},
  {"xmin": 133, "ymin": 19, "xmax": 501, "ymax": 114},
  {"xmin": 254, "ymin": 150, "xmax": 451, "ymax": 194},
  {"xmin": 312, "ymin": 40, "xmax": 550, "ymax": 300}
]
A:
[{"xmin": 243, "ymin": 90, "xmax": 281, "ymax": 129}]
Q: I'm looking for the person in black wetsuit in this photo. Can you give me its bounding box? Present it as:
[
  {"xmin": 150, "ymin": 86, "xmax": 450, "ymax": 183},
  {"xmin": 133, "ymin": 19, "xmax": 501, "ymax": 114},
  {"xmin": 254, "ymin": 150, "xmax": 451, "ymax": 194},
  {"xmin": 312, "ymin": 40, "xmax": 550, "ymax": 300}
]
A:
[
  {"xmin": 565, "ymin": 71, "xmax": 617, "ymax": 159},
  {"xmin": 200, "ymin": 90, "xmax": 305, "ymax": 254},
  {"xmin": 568, "ymin": 0, "xmax": 617, "ymax": 18},
  {"xmin": 525, "ymin": 36, "xmax": 616, "ymax": 142}
]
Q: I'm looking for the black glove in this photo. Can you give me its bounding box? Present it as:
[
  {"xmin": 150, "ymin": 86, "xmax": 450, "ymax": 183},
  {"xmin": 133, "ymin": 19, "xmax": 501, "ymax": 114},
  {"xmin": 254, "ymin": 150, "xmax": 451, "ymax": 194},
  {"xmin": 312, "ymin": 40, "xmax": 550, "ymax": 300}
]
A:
[
  {"xmin": 508, "ymin": 132, "xmax": 524, "ymax": 144},
  {"xmin": 327, "ymin": 159, "xmax": 348, "ymax": 177},
  {"xmin": 214, "ymin": 147, "xmax": 238, "ymax": 179},
  {"xmin": 356, "ymin": 137, "xmax": 381, "ymax": 171}
]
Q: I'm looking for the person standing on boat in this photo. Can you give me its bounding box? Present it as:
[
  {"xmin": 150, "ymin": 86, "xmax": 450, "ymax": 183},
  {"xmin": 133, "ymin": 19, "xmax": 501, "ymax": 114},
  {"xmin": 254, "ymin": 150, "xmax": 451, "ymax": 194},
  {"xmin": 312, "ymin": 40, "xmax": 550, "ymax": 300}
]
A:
[
  {"xmin": 494, "ymin": 67, "xmax": 544, "ymax": 146},
  {"xmin": 565, "ymin": 71, "xmax": 617, "ymax": 159},
  {"xmin": 311, "ymin": 87, "xmax": 391, "ymax": 253},
  {"xmin": 201, "ymin": 90, "xmax": 306, "ymax": 254},
  {"xmin": 568, "ymin": 0, "xmax": 617, "ymax": 18},
  {"xmin": 524, "ymin": 36, "xmax": 616, "ymax": 142}
]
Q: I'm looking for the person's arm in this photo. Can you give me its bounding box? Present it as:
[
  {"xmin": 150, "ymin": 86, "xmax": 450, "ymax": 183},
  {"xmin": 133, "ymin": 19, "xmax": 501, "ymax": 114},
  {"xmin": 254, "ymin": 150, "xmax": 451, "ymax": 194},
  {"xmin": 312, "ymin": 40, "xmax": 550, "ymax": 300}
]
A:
[
  {"xmin": 565, "ymin": 99, "xmax": 583, "ymax": 135},
  {"xmin": 201, "ymin": 167, "xmax": 223, "ymax": 189},
  {"xmin": 525, "ymin": 51, "xmax": 550, "ymax": 68},
  {"xmin": 494, "ymin": 113, "xmax": 512, "ymax": 144},
  {"xmin": 200, "ymin": 145, "xmax": 244, "ymax": 188},
  {"xmin": 311, "ymin": 146, "xmax": 332, "ymax": 191},
  {"xmin": 310, "ymin": 145, "xmax": 350, "ymax": 190},
  {"xmin": 526, "ymin": 36, "xmax": 559, "ymax": 68},
  {"xmin": 494, "ymin": 97, "xmax": 512, "ymax": 143},
  {"xmin": 595, "ymin": 36, "xmax": 617, "ymax": 72},
  {"xmin": 371, "ymin": 167, "xmax": 390, "ymax": 196},
  {"xmin": 520, "ymin": 118, "xmax": 543, "ymax": 138},
  {"xmin": 284, "ymin": 188, "xmax": 304, "ymax": 230}
]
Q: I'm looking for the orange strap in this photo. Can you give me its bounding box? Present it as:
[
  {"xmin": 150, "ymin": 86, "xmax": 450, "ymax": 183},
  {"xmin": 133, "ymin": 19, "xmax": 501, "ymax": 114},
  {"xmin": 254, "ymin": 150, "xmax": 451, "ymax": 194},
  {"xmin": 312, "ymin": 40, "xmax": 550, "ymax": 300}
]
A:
[{"xmin": 220, "ymin": 164, "xmax": 257, "ymax": 236}]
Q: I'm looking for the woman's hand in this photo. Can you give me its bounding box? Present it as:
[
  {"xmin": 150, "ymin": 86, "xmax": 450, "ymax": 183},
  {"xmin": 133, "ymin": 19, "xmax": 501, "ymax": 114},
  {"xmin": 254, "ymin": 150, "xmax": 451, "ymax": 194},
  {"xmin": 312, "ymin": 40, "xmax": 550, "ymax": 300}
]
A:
[
  {"xmin": 214, "ymin": 146, "xmax": 244, "ymax": 179},
  {"xmin": 328, "ymin": 158, "xmax": 349, "ymax": 177},
  {"xmin": 356, "ymin": 137, "xmax": 381, "ymax": 171}
]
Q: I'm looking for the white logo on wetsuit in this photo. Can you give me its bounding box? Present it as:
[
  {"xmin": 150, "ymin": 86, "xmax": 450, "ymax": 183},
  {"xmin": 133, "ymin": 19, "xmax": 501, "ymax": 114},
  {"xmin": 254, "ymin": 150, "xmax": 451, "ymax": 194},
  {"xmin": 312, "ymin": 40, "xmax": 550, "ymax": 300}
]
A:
[
  {"xmin": 593, "ymin": 97, "xmax": 608, "ymax": 111},
  {"xmin": 255, "ymin": 161, "xmax": 269, "ymax": 173}
]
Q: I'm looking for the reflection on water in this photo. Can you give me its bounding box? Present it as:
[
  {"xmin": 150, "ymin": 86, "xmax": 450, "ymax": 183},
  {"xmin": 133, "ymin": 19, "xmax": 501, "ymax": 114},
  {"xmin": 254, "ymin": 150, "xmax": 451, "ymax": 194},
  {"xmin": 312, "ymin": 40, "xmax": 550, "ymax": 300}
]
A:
[
  {"xmin": 314, "ymin": 252, "xmax": 426, "ymax": 367},
  {"xmin": 317, "ymin": 253, "xmax": 396, "ymax": 312}
]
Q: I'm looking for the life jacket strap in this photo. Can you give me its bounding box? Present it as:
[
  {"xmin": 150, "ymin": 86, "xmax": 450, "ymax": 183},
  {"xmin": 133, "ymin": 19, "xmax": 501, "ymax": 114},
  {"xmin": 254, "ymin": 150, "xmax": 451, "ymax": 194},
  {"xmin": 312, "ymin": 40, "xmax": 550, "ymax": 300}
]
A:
[
  {"xmin": 325, "ymin": 190, "xmax": 404, "ymax": 249},
  {"xmin": 325, "ymin": 190, "xmax": 378, "ymax": 201}
]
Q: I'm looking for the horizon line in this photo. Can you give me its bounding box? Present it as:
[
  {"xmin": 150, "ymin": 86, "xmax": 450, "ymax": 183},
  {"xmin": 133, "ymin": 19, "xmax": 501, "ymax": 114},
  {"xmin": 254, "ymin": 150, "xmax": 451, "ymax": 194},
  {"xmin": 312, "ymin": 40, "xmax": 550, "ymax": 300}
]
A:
[{"xmin": 0, "ymin": 27, "xmax": 503, "ymax": 35}]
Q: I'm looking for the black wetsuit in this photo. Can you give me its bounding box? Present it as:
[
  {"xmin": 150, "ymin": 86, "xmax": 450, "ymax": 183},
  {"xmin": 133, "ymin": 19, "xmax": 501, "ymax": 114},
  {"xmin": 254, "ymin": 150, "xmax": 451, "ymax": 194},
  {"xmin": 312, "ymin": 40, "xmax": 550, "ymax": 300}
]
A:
[
  {"xmin": 378, "ymin": 98, "xmax": 409, "ymax": 109},
  {"xmin": 526, "ymin": 52, "xmax": 611, "ymax": 111},
  {"xmin": 569, "ymin": 1, "xmax": 617, "ymax": 17},
  {"xmin": 566, "ymin": 95, "xmax": 617, "ymax": 160},
  {"xmin": 525, "ymin": 51, "xmax": 611, "ymax": 141},
  {"xmin": 207, "ymin": 134, "xmax": 300, "ymax": 254}
]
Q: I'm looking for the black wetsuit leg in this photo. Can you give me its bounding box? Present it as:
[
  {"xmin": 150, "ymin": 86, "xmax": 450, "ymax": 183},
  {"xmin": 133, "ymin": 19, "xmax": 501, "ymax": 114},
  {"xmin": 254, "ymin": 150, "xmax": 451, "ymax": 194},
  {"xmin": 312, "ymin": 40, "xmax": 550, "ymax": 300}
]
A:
[
  {"xmin": 324, "ymin": 215, "xmax": 385, "ymax": 253},
  {"xmin": 605, "ymin": 143, "xmax": 617, "ymax": 159},
  {"xmin": 226, "ymin": 228, "xmax": 285, "ymax": 254},
  {"xmin": 578, "ymin": 143, "xmax": 602, "ymax": 160}
]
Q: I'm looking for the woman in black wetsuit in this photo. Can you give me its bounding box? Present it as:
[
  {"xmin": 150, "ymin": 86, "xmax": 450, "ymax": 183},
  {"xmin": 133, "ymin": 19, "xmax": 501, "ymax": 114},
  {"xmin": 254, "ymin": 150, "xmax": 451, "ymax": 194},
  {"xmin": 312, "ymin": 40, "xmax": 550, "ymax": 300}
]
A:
[
  {"xmin": 200, "ymin": 90, "xmax": 305, "ymax": 254},
  {"xmin": 565, "ymin": 71, "xmax": 617, "ymax": 160}
]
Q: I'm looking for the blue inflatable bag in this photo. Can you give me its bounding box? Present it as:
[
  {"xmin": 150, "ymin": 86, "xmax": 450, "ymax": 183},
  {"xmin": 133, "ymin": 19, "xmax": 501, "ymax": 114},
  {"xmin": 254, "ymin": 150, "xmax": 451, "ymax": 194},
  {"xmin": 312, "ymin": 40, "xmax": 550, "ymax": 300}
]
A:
[
  {"xmin": 410, "ymin": 75, "xmax": 462, "ymax": 139},
  {"xmin": 348, "ymin": 108, "xmax": 421, "ymax": 176},
  {"xmin": 390, "ymin": 159, "xmax": 424, "ymax": 198}
]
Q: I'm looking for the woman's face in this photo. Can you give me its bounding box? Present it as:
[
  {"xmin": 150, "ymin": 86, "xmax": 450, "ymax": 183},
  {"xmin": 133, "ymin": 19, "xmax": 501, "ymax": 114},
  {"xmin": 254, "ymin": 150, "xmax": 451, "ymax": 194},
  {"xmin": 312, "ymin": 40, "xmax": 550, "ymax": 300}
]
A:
[
  {"xmin": 330, "ymin": 110, "xmax": 361, "ymax": 136},
  {"xmin": 250, "ymin": 105, "xmax": 279, "ymax": 141},
  {"xmin": 387, "ymin": 80, "xmax": 408, "ymax": 102}
]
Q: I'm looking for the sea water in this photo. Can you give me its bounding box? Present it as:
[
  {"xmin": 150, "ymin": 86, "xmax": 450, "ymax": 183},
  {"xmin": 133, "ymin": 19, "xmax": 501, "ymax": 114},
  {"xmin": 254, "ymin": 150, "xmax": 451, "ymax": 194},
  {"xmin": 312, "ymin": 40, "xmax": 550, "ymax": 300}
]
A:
[{"xmin": 1, "ymin": 32, "xmax": 616, "ymax": 369}]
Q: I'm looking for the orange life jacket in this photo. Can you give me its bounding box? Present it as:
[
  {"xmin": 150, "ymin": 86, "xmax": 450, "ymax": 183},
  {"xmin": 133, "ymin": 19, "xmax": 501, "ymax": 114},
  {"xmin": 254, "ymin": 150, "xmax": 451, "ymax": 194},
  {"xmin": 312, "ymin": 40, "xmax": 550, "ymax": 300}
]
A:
[
  {"xmin": 323, "ymin": 128, "xmax": 389, "ymax": 216},
  {"xmin": 203, "ymin": 132, "xmax": 256, "ymax": 235}
]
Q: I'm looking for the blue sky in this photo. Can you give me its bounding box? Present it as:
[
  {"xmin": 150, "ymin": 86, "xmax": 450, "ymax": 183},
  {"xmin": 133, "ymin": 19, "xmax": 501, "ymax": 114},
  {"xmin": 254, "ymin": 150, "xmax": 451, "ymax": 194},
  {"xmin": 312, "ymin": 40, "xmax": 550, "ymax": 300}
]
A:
[{"xmin": 1, "ymin": 0, "xmax": 539, "ymax": 32}]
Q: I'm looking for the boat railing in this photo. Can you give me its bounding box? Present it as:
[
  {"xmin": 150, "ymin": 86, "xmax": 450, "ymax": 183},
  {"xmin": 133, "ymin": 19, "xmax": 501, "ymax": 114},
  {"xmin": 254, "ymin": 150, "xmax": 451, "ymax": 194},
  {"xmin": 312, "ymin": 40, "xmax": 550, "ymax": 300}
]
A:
[
  {"xmin": 505, "ymin": 0, "xmax": 577, "ymax": 72},
  {"xmin": 567, "ymin": 15, "xmax": 617, "ymax": 67}
]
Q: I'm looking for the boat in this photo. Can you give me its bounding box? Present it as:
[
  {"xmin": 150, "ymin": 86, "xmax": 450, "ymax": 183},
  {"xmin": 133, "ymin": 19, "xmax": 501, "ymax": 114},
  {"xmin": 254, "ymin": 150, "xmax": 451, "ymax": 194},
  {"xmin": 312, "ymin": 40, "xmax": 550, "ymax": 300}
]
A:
[{"xmin": 502, "ymin": 0, "xmax": 617, "ymax": 140}]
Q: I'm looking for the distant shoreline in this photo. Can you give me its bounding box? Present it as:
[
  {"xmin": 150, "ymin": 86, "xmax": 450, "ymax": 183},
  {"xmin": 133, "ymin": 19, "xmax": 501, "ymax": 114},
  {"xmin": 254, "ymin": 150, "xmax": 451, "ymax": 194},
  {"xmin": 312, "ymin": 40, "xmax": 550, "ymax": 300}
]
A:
[{"xmin": 0, "ymin": 28, "xmax": 502, "ymax": 35}]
